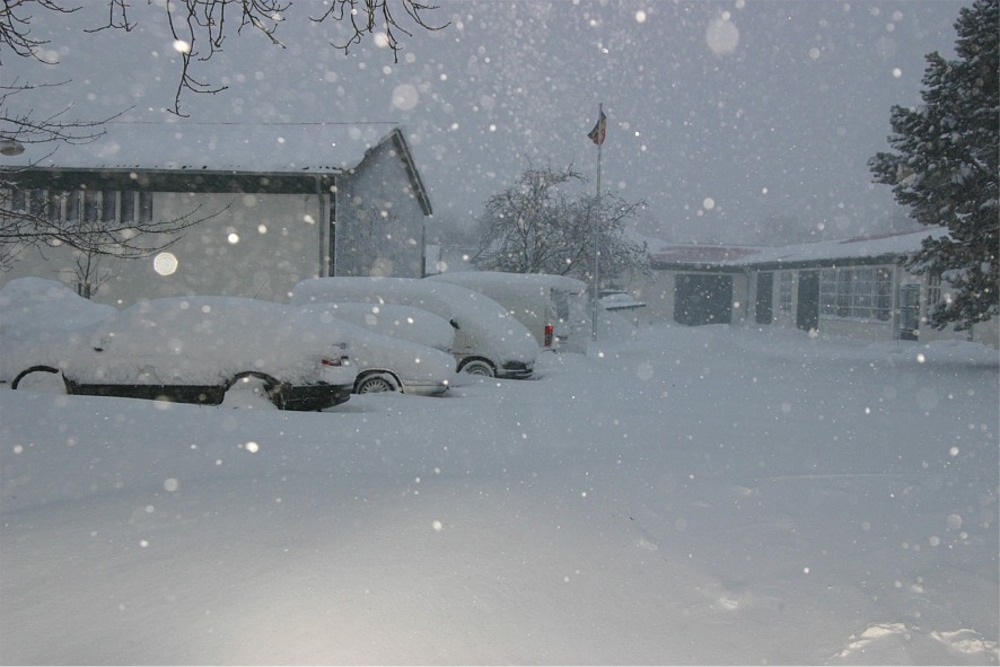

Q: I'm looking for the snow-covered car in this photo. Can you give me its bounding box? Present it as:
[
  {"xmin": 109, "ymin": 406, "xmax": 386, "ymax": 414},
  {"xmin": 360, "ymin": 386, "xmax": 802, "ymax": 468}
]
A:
[
  {"xmin": 426, "ymin": 271, "xmax": 589, "ymax": 351},
  {"xmin": 599, "ymin": 289, "xmax": 647, "ymax": 312},
  {"xmin": 8, "ymin": 296, "xmax": 356, "ymax": 411},
  {"xmin": 290, "ymin": 277, "xmax": 538, "ymax": 379},
  {"xmin": 0, "ymin": 277, "xmax": 119, "ymax": 384},
  {"xmin": 296, "ymin": 305, "xmax": 456, "ymax": 396},
  {"xmin": 305, "ymin": 302, "xmax": 455, "ymax": 355}
]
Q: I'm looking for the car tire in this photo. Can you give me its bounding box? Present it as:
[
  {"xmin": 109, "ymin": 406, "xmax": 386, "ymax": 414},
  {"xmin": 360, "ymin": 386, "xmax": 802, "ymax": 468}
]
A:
[
  {"xmin": 459, "ymin": 358, "xmax": 495, "ymax": 377},
  {"xmin": 355, "ymin": 372, "xmax": 401, "ymax": 394},
  {"xmin": 11, "ymin": 366, "xmax": 67, "ymax": 394}
]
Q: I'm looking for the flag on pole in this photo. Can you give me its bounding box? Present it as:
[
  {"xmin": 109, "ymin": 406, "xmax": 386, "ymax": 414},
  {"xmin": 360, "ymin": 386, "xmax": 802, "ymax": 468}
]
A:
[{"xmin": 587, "ymin": 108, "xmax": 607, "ymax": 146}]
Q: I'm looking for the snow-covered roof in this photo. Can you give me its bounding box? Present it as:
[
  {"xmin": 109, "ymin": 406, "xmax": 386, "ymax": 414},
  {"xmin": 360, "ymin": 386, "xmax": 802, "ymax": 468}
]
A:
[
  {"xmin": 4, "ymin": 121, "xmax": 401, "ymax": 174},
  {"xmin": 648, "ymin": 228, "xmax": 948, "ymax": 270},
  {"xmin": 427, "ymin": 271, "xmax": 588, "ymax": 295},
  {"xmin": 5, "ymin": 122, "xmax": 433, "ymax": 212}
]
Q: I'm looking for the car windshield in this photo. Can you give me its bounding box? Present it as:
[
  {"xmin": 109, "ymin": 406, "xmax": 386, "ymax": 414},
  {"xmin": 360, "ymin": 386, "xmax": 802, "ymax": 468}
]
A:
[{"xmin": 2, "ymin": 1, "xmax": 997, "ymax": 664}]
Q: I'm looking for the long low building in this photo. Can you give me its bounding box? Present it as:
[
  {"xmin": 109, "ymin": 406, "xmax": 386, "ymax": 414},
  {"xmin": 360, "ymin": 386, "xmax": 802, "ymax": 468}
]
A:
[{"xmin": 632, "ymin": 229, "xmax": 998, "ymax": 349}]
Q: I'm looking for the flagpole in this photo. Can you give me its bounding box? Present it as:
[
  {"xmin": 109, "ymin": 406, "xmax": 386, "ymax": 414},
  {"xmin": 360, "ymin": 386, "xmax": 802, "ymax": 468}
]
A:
[{"xmin": 591, "ymin": 102, "xmax": 603, "ymax": 341}]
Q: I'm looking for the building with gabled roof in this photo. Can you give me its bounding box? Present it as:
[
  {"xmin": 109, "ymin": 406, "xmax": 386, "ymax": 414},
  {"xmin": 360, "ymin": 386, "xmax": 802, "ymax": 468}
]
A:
[
  {"xmin": 1, "ymin": 122, "xmax": 432, "ymax": 305},
  {"xmin": 633, "ymin": 228, "xmax": 998, "ymax": 349}
]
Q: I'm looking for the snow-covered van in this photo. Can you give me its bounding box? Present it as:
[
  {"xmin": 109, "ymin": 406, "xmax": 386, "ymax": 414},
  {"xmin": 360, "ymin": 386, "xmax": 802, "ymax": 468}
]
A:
[
  {"xmin": 426, "ymin": 271, "xmax": 589, "ymax": 351},
  {"xmin": 291, "ymin": 277, "xmax": 538, "ymax": 379}
]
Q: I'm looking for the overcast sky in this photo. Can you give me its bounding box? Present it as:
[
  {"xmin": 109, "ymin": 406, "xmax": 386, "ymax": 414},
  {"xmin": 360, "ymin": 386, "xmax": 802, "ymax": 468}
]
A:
[{"xmin": 4, "ymin": 0, "xmax": 966, "ymax": 244}]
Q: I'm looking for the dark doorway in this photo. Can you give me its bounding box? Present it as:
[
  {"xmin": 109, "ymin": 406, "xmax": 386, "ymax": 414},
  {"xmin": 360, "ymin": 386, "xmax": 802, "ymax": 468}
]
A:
[
  {"xmin": 796, "ymin": 270, "xmax": 820, "ymax": 332},
  {"xmin": 674, "ymin": 274, "xmax": 733, "ymax": 326},
  {"xmin": 898, "ymin": 284, "xmax": 920, "ymax": 341},
  {"xmin": 755, "ymin": 273, "xmax": 773, "ymax": 325}
]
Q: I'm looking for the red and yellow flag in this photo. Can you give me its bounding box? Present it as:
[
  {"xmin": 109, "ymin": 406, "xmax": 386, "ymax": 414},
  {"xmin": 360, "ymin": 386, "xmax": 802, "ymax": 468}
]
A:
[{"xmin": 587, "ymin": 109, "xmax": 607, "ymax": 146}]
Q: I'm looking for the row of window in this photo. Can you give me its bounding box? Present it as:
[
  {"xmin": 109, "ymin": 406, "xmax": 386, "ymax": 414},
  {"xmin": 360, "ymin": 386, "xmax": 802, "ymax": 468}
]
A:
[
  {"xmin": 775, "ymin": 268, "xmax": 894, "ymax": 321},
  {"xmin": 10, "ymin": 188, "xmax": 153, "ymax": 225},
  {"xmin": 819, "ymin": 267, "xmax": 893, "ymax": 321},
  {"xmin": 778, "ymin": 272, "xmax": 793, "ymax": 313}
]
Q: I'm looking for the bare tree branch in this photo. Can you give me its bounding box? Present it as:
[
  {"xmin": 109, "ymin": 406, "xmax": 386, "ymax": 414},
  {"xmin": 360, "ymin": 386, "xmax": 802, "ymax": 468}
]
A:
[
  {"xmin": 1, "ymin": 78, "xmax": 121, "ymax": 150},
  {"xmin": 1, "ymin": 80, "xmax": 229, "ymax": 270},
  {"xmin": 312, "ymin": 0, "xmax": 447, "ymax": 60},
  {"xmin": 0, "ymin": 0, "xmax": 80, "ymax": 64},
  {"xmin": 473, "ymin": 163, "xmax": 648, "ymax": 285},
  {"xmin": 6, "ymin": 0, "xmax": 448, "ymax": 115}
]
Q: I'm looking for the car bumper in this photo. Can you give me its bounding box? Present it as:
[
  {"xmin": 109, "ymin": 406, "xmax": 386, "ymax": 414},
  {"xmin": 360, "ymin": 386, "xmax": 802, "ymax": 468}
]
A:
[
  {"xmin": 402, "ymin": 381, "xmax": 451, "ymax": 397},
  {"xmin": 496, "ymin": 362, "xmax": 534, "ymax": 380},
  {"xmin": 278, "ymin": 383, "xmax": 353, "ymax": 411}
]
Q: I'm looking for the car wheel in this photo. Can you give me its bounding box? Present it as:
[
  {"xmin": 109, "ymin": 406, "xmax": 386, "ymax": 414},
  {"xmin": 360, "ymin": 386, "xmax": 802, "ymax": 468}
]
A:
[
  {"xmin": 459, "ymin": 358, "xmax": 495, "ymax": 377},
  {"xmin": 11, "ymin": 366, "xmax": 67, "ymax": 394},
  {"xmin": 355, "ymin": 372, "xmax": 401, "ymax": 394},
  {"xmin": 223, "ymin": 373, "xmax": 280, "ymax": 409}
]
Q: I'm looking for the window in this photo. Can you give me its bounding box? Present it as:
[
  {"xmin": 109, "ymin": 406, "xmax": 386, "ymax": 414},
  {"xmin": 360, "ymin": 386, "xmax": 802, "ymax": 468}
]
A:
[
  {"xmin": 102, "ymin": 191, "xmax": 117, "ymax": 222},
  {"xmin": 12, "ymin": 189, "xmax": 149, "ymax": 226},
  {"xmin": 927, "ymin": 272, "xmax": 942, "ymax": 309},
  {"xmin": 30, "ymin": 189, "xmax": 46, "ymax": 218},
  {"xmin": 10, "ymin": 188, "xmax": 26, "ymax": 212},
  {"xmin": 83, "ymin": 190, "xmax": 102, "ymax": 222},
  {"xmin": 121, "ymin": 191, "xmax": 136, "ymax": 223},
  {"xmin": 46, "ymin": 191, "xmax": 61, "ymax": 222},
  {"xmin": 819, "ymin": 267, "xmax": 893, "ymax": 321},
  {"xmin": 65, "ymin": 191, "xmax": 81, "ymax": 222},
  {"xmin": 778, "ymin": 272, "xmax": 793, "ymax": 313},
  {"xmin": 139, "ymin": 191, "xmax": 153, "ymax": 223}
]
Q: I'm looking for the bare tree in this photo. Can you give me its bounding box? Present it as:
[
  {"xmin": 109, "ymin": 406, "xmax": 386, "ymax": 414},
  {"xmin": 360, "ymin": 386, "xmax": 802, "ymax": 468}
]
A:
[
  {"xmin": 0, "ymin": 175, "xmax": 218, "ymax": 274},
  {"xmin": 473, "ymin": 164, "xmax": 648, "ymax": 285},
  {"xmin": 0, "ymin": 79, "xmax": 222, "ymax": 271},
  {"xmin": 0, "ymin": 79, "xmax": 112, "ymax": 152},
  {"xmin": 2, "ymin": 0, "xmax": 449, "ymax": 115},
  {"xmin": 71, "ymin": 246, "xmax": 108, "ymax": 300},
  {"xmin": 2, "ymin": 0, "xmax": 441, "ymax": 273}
]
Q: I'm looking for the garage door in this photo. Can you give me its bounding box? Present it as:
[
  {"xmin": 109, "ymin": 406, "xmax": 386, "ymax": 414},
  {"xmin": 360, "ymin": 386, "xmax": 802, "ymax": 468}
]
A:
[{"xmin": 674, "ymin": 274, "xmax": 733, "ymax": 326}]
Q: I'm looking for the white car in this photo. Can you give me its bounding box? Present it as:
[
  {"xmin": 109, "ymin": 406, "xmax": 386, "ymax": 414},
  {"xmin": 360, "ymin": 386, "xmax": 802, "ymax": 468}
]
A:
[
  {"xmin": 8, "ymin": 295, "xmax": 357, "ymax": 411},
  {"xmin": 426, "ymin": 271, "xmax": 589, "ymax": 351},
  {"xmin": 0, "ymin": 277, "xmax": 118, "ymax": 384},
  {"xmin": 307, "ymin": 302, "xmax": 455, "ymax": 355},
  {"xmin": 297, "ymin": 305, "xmax": 456, "ymax": 396},
  {"xmin": 291, "ymin": 277, "xmax": 538, "ymax": 379}
]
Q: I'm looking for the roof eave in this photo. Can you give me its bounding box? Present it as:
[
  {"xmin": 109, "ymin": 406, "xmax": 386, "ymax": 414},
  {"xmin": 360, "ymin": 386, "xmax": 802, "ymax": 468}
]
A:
[{"xmin": 2, "ymin": 166, "xmax": 340, "ymax": 195}]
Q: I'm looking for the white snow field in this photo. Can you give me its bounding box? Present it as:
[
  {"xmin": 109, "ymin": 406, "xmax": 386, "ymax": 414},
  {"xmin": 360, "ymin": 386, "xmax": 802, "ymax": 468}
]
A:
[{"xmin": 1, "ymin": 319, "xmax": 997, "ymax": 664}]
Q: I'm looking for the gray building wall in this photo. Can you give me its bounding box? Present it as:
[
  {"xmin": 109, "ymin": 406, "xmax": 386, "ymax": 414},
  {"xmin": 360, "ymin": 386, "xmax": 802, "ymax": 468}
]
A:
[{"xmin": 334, "ymin": 137, "xmax": 428, "ymax": 279}]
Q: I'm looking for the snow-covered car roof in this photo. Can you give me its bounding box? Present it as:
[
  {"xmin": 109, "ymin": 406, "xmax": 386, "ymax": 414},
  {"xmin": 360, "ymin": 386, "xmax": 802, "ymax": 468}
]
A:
[
  {"xmin": 62, "ymin": 296, "xmax": 357, "ymax": 387},
  {"xmin": 600, "ymin": 291, "xmax": 647, "ymax": 311},
  {"xmin": 427, "ymin": 271, "xmax": 587, "ymax": 295},
  {"xmin": 290, "ymin": 277, "xmax": 538, "ymax": 366},
  {"xmin": 298, "ymin": 302, "xmax": 455, "ymax": 354}
]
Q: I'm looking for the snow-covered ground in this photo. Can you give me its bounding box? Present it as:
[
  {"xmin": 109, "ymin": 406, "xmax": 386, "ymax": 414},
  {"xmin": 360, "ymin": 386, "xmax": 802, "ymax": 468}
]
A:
[{"xmin": 1, "ymin": 319, "xmax": 997, "ymax": 664}]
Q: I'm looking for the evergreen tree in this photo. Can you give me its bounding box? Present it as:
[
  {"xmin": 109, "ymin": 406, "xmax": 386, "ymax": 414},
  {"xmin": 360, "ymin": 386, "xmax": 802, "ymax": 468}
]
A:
[{"xmin": 869, "ymin": 0, "xmax": 999, "ymax": 331}]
